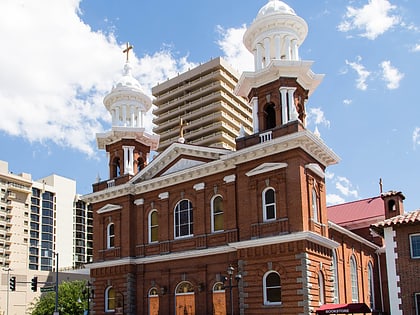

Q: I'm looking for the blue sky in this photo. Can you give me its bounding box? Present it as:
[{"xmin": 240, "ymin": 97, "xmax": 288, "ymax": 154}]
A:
[{"xmin": 0, "ymin": 0, "xmax": 419, "ymax": 210}]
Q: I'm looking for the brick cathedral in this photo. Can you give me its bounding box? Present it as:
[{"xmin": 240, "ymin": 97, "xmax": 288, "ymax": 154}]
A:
[{"xmin": 83, "ymin": 1, "xmax": 399, "ymax": 314}]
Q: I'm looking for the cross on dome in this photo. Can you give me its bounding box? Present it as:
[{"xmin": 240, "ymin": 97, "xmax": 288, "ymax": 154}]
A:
[{"xmin": 123, "ymin": 42, "xmax": 133, "ymax": 62}]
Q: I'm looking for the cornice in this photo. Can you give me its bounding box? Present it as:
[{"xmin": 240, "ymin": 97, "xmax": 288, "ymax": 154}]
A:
[
  {"xmin": 328, "ymin": 221, "xmax": 380, "ymax": 250},
  {"xmin": 86, "ymin": 232, "xmax": 337, "ymax": 270},
  {"xmin": 235, "ymin": 60, "xmax": 324, "ymax": 98},
  {"xmin": 83, "ymin": 130, "xmax": 339, "ymax": 203}
]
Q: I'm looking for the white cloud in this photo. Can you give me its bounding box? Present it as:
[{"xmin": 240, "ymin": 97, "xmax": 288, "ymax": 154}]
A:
[
  {"xmin": 336, "ymin": 176, "xmax": 359, "ymax": 198},
  {"xmin": 380, "ymin": 60, "xmax": 404, "ymax": 89},
  {"xmin": 338, "ymin": 0, "xmax": 400, "ymax": 40},
  {"xmin": 343, "ymin": 99, "xmax": 353, "ymax": 105},
  {"xmin": 412, "ymin": 44, "xmax": 420, "ymax": 52},
  {"xmin": 307, "ymin": 108, "xmax": 330, "ymax": 128},
  {"xmin": 345, "ymin": 57, "xmax": 371, "ymax": 90},
  {"xmin": 0, "ymin": 0, "xmax": 194, "ymax": 156},
  {"xmin": 413, "ymin": 127, "xmax": 420, "ymax": 149},
  {"xmin": 216, "ymin": 25, "xmax": 253, "ymax": 73},
  {"xmin": 326, "ymin": 194, "xmax": 346, "ymax": 206}
]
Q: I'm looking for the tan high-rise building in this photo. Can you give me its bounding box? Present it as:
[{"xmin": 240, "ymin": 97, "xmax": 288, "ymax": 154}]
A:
[{"xmin": 152, "ymin": 57, "xmax": 253, "ymax": 152}]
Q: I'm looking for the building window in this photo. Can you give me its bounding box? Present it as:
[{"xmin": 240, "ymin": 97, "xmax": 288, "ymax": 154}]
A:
[
  {"xmin": 368, "ymin": 262, "xmax": 375, "ymax": 310},
  {"xmin": 415, "ymin": 293, "xmax": 420, "ymax": 315},
  {"xmin": 211, "ymin": 195, "xmax": 224, "ymax": 232},
  {"xmin": 107, "ymin": 223, "xmax": 115, "ymax": 249},
  {"xmin": 174, "ymin": 200, "xmax": 193, "ymax": 238},
  {"xmin": 175, "ymin": 281, "xmax": 195, "ymax": 314},
  {"xmin": 105, "ymin": 286, "xmax": 115, "ymax": 312},
  {"xmin": 332, "ymin": 250, "xmax": 339, "ymax": 304},
  {"xmin": 263, "ymin": 188, "xmax": 276, "ymax": 221},
  {"xmin": 410, "ymin": 233, "xmax": 420, "ymax": 258},
  {"xmin": 312, "ymin": 186, "xmax": 319, "ymax": 222},
  {"xmin": 149, "ymin": 210, "xmax": 158, "ymax": 243},
  {"xmin": 212, "ymin": 282, "xmax": 226, "ymax": 314},
  {"xmin": 350, "ymin": 256, "xmax": 359, "ymax": 302},
  {"xmin": 318, "ymin": 271, "xmax": 325, "ymax": 305},
  {"xmin": 148, "ymin": 287, "xmax": 159, "ymax": 315},
  {"xmin": 263, "ymin": 271, "xmax": 281, "ymax": 305}
]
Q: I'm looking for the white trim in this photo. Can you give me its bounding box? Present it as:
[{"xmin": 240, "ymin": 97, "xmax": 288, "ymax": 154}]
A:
[
  {"xmin": 246, "ymin": 163, "xmax": 288, "ymax": 177},
  {"xmin": 134, "ymin": 198, "xmax": 144, "ymax": 205},
  {"xmin": 329, "ymin": 221, "xmax": 380, "ymax": 250},
  {"xmin": 193, "ymin": 183, "xmax": 205, "ymax": 191},
  {"xmin": 87, "ymin": 231, "xmax": 339, "ymax": 269},
  {"xmin": 263, "ymin": 271, "xmax": 282, "ymax": 305},
  {"xmin": 158, "ymin": 192, "xmax": 169, "ymax": 200},
  {"xmin": 97, "ymin": 204, "xmax": 122, "ymax": 214},
  {"xmin": 262, "ymin": 187, "xmax": 276, "ymax": 222},
  {"xmin": 305, "ymin": 163, "xmax": 325, "ymax": 179},
  {"xmin": 223, "ymin": 175, "xmax": 236, "ymax": 183},
  {"xmin": 384, "ymin": 227, "xmax": 403, "ymax": 314}
]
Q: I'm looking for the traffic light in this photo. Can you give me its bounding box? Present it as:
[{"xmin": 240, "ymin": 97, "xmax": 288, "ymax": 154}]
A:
[
  {"xmin": 9, "ymin": 276, "xmax": 16, "ymax": 291},
  {"xmin": 31, "ymin": 276, "xmax": 38, "ymax": 292}
]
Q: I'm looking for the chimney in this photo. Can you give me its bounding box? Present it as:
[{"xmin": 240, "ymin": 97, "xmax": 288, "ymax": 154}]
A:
[{"xmin": 381, "ymin": 191, "xmax": 405, "ymax": 219}]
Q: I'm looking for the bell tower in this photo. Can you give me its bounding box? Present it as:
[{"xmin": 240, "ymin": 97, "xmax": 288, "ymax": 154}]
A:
[
  {"xmin": 96, "ymin": 43, "xmax": 159, "ymax": 184},
  {"xmin": 236, "ymin": 0, "xmax": 324, "ymax": 141}
]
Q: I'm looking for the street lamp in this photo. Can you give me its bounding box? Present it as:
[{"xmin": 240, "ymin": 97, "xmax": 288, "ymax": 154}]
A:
[
  {"xmin": 3, "ymin": 267, "xmax": 12, "ymax": 315},
  {"xmin": 224, "ymin": 265, "xmax": 242, "ymax": 315}
]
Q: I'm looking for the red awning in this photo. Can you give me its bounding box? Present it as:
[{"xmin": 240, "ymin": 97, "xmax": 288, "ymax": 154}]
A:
[{"xmin": 316, "ymin": 303, "xmax": 371, "ymax": 314}]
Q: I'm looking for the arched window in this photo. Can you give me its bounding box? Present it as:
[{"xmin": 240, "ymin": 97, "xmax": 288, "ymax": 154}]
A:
[
  {"xmin": 264, "ymin": 103, "xmax": 276, "ymax": 130},
  {"xmin": 368, "ymin": 262, "xmax": 375, "ymax": 310},
  {"xmin": 175, "ymin": 281, "xmax": 195, "ymax": 314},
  {"xmin": 112, "ymin": 157, "xmax": 121, "ymax": 178},
  {"xmin": 211, "ymin": 195, "xmax": 224, "ymax": 233},
  {"xmin": 332, "ymin": 250, "xmax": 339, "ymax": 304},
  {"xmin": 174, "ymin": 200, "xmax": 193, "ymax": 238},
  {"xmin": 107, "ymin": 223, "xmax": 115, "ymax": 249},
  {"xmin": 263, "ymin": 188, "xmax": 276, "ymax": 221},
  {"xmin": 388, "ymin": 199, "xmax": 396, "ymax": 211},
  {"xmin": 350, "ymin": 256, "xmax": 359, "ymax": 302},
  {"xmin": 318, "ymin": 271, "xmax": 325, "ymax": 305},
  {"xmin": 212, "ymin": 282, "xmax": 226, "ymax": 315},
  {"xmin": 105, "ymin": 286, "xmax": 115, "ymax": 312},
  {"xmin": 148, "ymin": 287, "xmax": 159, "ymax": 315},
  {"xmin": 149, "ymin": 210, "xmax": 158, "ymax": 243},
  {"xmin": 263, "ymin": 271, "xmax": 281, "ymax": 305},
  {"xmin": 312, "ymin": 186, "xmax": 319, "ymax": 222}
]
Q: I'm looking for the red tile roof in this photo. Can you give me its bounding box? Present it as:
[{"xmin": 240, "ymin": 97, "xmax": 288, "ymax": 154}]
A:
[
  {"xmin": 327, "ymin": 196, "xmax": 385, "ymax": 228},
  {"xmin": 372, "ymin": 209, "xmax": 420, "ymax": 228}
]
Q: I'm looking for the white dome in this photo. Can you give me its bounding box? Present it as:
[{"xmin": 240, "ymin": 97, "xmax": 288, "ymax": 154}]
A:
[
  {"xmin": 114, "ymin": 62, "xmax": 144, "ymax": 93},
  {"xmin": 256, "ymin": 0, "xmax": 296, "ymax": 19}
]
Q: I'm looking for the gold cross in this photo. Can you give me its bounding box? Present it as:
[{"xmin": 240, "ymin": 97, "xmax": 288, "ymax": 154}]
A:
[
  {"xmin": 123, "ymin": 42, "xmax": 133, "ymax": 62},
  {"xmin": 179, "ymin": 118, "xmax": 188, "ymax": 138}
]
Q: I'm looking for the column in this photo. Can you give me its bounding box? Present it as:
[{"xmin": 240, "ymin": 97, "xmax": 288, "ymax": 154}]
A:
[
  {"xmin": 128, "ymin": 146, "xmax": 134, "ymax": 175},
  {"xmin": 288, "ymin": 88, "xmax": 298, "ymax": 121},
  {"xmin": 264, "ymin": 37, "xmax": 270, "ymax": 67},
  {"xmin": 251, "ymin": 97, "xmax": 259, "ymax": 133},
  {"xmin": 256, "ymin": 43, "xmax": 263, "ymax": 71},
  {"xmin": 291, "ymin": 39, "xmax": 298, "ymax": 60},
  {"xmin": 122, "ymin": 105, "xmax": 127, "ymax": 127},
  {"xmin": 285, "ymin": 37, "xmax": 291, "ymax": 60},
  {"xmin": 274, "ymin": 35, "xmax": 281, "ymax": 60},
  {"xmin": 253, "ymin": 49, "xmax": 257, "ymax": 71},
  {"xmin": 123, "ymin": 146, "xmax": 129, "ymax": 174},
  {"xmin": 114, "ymin": 106, "xmax": 120, "ymax": 126},
  {"xmin": 137, "ymin": 107, "xmax": 142, "ymax": 127},
  {"xmin": 279, "ymin": 87, "xmax": 288, "ymax": 125},
  {"xmin": 130, "ymin": 106, "xmax": 135, "ymax": 127}
]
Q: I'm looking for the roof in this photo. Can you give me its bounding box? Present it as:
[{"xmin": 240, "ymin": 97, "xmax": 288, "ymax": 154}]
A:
[
  {"xmin": 327, "ymin": 196, "xmax": 385, "ymax": 229},
  {"xmin": 372, "ymin": 209, "xmax": 420, "ymax": 229}
]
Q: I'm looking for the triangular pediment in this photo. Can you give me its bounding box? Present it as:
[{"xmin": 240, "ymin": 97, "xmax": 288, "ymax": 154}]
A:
[
  {"xmin": 246, "ymin": 162, "xmax": 288, "ymax": 177},
  {"xmin": 131, "ymin": 142, "xmax": 231, "ymax": 183},
  {"xmin": 97, "ymin": 204, "xmax": 122, "ymax": 214}
]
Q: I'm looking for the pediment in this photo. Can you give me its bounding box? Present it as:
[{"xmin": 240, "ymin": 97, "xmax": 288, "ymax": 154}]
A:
[
  {"xmin": 246, "ymin": 162, "xmax": 288, "ymax": 177},
  {"xmin": 97, "ymin": 204, "xmax": 122, "ymax": 214},
  {"xmin": 131, "ymin": 142, "xmax": 231, "ymax": 183}
]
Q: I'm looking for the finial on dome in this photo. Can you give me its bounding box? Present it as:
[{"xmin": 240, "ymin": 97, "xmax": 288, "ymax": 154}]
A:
[{"xmin": 123, "ymin": 42, "xmax": 133, "ymax": 62}]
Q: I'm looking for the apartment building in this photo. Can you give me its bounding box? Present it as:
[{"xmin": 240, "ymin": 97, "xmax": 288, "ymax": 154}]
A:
[
  {"xmin": 0, "ymin": 160, "xmax": 91, "ymax": 314},
  {"xmin": 152, "ymin": 57, "xmax": 253, "ymax": 152}
]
